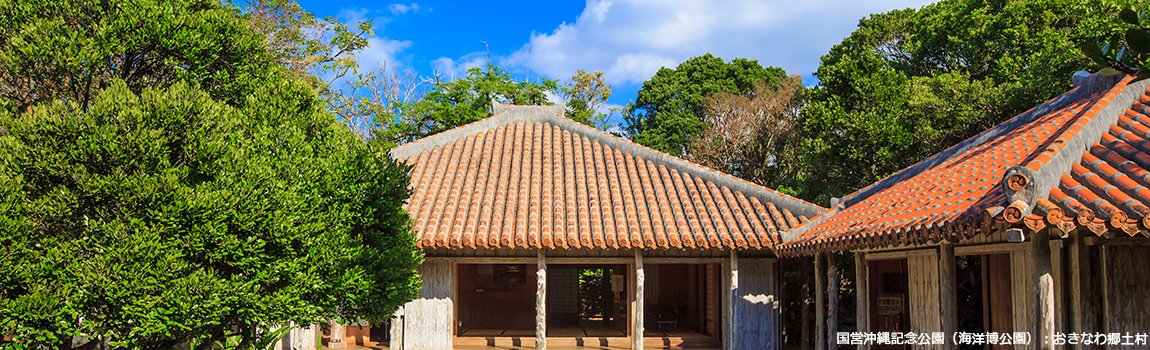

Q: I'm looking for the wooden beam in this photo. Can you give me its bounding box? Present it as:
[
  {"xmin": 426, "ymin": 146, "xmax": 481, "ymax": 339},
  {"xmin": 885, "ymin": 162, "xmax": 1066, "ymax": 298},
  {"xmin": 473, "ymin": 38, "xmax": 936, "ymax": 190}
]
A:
[
  {"xmin": 954, "ymin": 242, "xmax": 1026, "ymax": 256},
  {"xmin": 939, "ymin": 242, "xmax": 956, "ymax": 350},
  {"xmin": 826, "ymin": 254, "xmax": 839, "ymax": 350},
  {"xmin": 537, "ymin": 250, "xmax": 547, "ymax": 350},
  {"xmin": 862, "ymin": 248, "xmax": 938, "ymax": 261},
  {"xmin": 1032, "ymin": 230, "xmax": 1054, "ymax": 350},
  {"xmin": 801, "ymin": 258, "xmax": 811, "ymax": 350},
  {"xmin": 854, "ymin": 252, "xmax": 869, "ymax": 350},
  {"xmin": 633, "ymin": 250, "xmax": 644, "ymax": 350},
  {"xmin": 814, "ymin": 253, "xmax": 825, "ymax": 350}
]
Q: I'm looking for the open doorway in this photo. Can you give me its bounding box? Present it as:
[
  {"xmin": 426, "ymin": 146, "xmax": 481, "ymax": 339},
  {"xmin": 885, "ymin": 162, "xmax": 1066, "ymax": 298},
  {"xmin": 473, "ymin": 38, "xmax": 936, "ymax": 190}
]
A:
[
  {"xmin": 546, "ymin": 265, "xmax": 628, "ymax": 337},
  {"xmin": 868, "ymin": 258, "xmax": 909, "ymax": 349},
  {"xmin": 955, "ymin": 253, "xmax": 1014, "ymax": 350}
]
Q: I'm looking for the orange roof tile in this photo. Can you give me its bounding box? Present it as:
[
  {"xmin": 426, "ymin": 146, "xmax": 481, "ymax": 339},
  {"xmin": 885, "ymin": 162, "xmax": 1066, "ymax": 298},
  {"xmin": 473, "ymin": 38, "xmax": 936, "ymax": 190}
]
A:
[
  {"xmin": 391, "ymin": 103, "xmax": 824, "ymax": 251},
  {"xmin": 779, "ymin": 73, "xmax": 1150, "ymax": 256}
]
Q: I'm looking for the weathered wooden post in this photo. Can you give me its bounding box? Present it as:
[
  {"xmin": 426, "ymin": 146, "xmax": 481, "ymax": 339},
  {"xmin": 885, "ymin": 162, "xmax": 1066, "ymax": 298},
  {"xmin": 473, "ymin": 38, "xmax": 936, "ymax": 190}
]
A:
[
  {"xmin": 390, "ymin": 308, "xmax": 404, "ymax": 350},
  {"xmin": 1033, "ymin": 229, "xmax": 1054, "ymax": 350},
  {"xmin": 814, "ymin": 253, "xmax": 825, "ymax": 350},
  {"xmin": 1067, "ymin": 235, "xmax": 1097, "ymax": 350},
  {"xmin": 826, "ymin": 254, "xmax": 839, "ymax": 350},
  {"xmin": 939, "ymin": 242, "xmax": 956, "ymax": 350},
  {"xmin": 294, "ymin": 324, "xmax": 317, "ymax": 350},
  {"xmin": 802, "ymin": 258, "xmax": 812, "ymax": 350},
  {"xmin": 537, "ymin": 250, "xmax": 548, "ymax": 350},
  {"xmin": 729, "ymin": 250, "xmax": 739, "ymax": 350},
  {"xmin": 854, "ymin": 252, "xmax": 869, "ymax": 350},
  {"xmin": 633, "ymin": 250, "xmax": 645, "ymax": 350},
  {"xmin": 329, "ymin": 321, "xmax": 346, "ymax": 349}
]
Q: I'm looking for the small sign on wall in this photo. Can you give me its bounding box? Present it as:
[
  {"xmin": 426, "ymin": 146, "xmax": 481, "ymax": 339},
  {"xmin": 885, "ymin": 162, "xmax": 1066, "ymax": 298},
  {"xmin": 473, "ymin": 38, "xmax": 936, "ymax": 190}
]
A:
[{"xmin": 876, "ymin": 295, "xmax": 903, "ymax": 316}]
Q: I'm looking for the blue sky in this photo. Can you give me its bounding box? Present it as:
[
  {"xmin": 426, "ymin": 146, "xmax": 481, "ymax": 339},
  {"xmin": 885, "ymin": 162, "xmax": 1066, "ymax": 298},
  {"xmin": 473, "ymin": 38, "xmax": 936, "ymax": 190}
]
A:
[{"xmin": 298, "ymin": 0, "xmax": 934, "ymax": 123}]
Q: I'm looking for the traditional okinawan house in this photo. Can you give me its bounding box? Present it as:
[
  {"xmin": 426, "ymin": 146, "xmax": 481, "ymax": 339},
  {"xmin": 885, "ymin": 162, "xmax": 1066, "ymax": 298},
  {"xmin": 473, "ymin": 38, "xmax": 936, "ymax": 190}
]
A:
[
  {"xmin": 368, "ymin": 102, "xmax": 824, "ymax": 350},
  {"xmin": 776, "ymin": 72, "xmax": 1150, "ymax": 350}
]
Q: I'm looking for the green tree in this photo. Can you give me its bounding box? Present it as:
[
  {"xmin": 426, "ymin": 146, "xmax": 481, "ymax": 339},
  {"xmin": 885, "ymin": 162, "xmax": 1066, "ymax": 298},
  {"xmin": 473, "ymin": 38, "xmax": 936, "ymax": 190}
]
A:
[
  {"xmin": 560, "ymin": 70, "xmax": 613, "ymax": 129},
  {"xmin": 625, "ymin": 54, "xmax": 786, "ymax": 156},
  {"xmin": 0, "ymin": 0, "xmax": 275, "ymax": 113},
  {"xmin": 1084, "ymin": 4, "xmax": 1150, "ymax": 79},
  {"xmin": 372, "ymin": 64, "xmax": 557, "ymax": 146},
  {"xmin": 799, "ymin": 0, "xmax": 1133, "ymax": 203},
  {"xmin": 0, "ymin": 0, "xmax": 421, "ymax": 348},
  {"xmin": 0, "ymin": 78, "xmax": 421, "ymax": 350}
]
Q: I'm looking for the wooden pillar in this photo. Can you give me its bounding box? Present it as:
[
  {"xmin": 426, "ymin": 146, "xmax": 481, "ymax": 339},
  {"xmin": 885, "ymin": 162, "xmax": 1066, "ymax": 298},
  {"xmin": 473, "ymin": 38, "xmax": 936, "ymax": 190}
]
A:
[
  {"xmin": 939, "ymin": 243, "xmax": 956, "ymax": 350},
  {"xmin": 329, "ymin": 321, "xmax": 347, "ymax": 349},
  {"xmin": 633, "ymin": 250, "xmax": 645, "ymax": 350},
  {"xmin": 801, "ymin": 258, "xmax": 812, "ymax": 350},
  {"xmin": 854, "ymin": 252, "xmax": 869, "ymax": 349},
  {"xmin": 814, "ymin": 253, "xmax": 825, "ymax": 350},
  {"xmin": 729, "ymin": 250, "xmax": 739, "ymax": 350},
  {"xmin": 1032, "ymin": 230, "xmax": 1054, "ymax": 350},
  {"xmin": 826, "ymin": 254, "xmax": 839, "ymax": 350},
  {"xmin": 537, "ymin": 250, "xmax": 547, "ymax": 350}
]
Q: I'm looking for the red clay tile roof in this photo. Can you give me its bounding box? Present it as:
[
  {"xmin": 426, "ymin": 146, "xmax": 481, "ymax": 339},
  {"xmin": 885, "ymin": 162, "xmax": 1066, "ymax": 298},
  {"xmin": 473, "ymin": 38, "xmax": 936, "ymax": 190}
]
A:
[
  {"xmin": 390, "ymin": 103, "xmax": 823, "ymax": 251},
  {"xmin": 779, "ymin": 74, "xmax": 1150, "ymax": 256}
]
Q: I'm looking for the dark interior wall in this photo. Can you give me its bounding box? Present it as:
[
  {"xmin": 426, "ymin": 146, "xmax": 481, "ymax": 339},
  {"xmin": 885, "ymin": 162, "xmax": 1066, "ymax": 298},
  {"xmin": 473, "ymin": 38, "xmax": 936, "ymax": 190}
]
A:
[
  {"xmin": 457, "ymin": 264, "xmax": 538, "ymax": 332},
  {"xmin": 1105, "ymin": 245, "xmax": 1150, "ymax": 335},
  {"xmin": 547, "ymin": 267, "xmax": 580, "ymax": 327},
  {"xmin": 646, "ymin": 264, "xmax": 707, "ymax": 332}
]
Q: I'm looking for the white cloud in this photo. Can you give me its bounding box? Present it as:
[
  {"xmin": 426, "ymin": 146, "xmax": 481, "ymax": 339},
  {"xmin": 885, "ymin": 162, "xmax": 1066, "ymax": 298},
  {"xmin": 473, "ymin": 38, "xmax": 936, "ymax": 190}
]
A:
[
  {"xmin": 358, "ymin": 37, "xmax": 412, "ymax": 71},
  {"xmin": 430, "ymin": 52, "xmax": 488, "ymax": 80},
  {"xmin": 388, "ymin": 3, "xmax": 423, "ymax": 15},
  {"xmin": 336, "ymin": 8, "xmax": 373, "ymax": 25},
  {"xmin": 507, "ymin": 0, "xmax": 935, "ymax": 85}
]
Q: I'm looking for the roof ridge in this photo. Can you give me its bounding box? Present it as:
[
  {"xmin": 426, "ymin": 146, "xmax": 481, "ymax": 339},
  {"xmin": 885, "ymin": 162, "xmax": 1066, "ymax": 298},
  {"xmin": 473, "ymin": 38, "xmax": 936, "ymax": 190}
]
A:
[
  {"xmin": 390, "ymin": 103, "xmax": 825, "ymax": 220},
  {"xmin": 1000, "ymin": 75, "xmax": 1145, "ymax": 223},
  {"xmin": 781, "ymin": 73, "xmax": 1128, "ymax": 243},
  {"xmin": 389, "ymin": 103, "xmax": 566, "ymax": 159}
]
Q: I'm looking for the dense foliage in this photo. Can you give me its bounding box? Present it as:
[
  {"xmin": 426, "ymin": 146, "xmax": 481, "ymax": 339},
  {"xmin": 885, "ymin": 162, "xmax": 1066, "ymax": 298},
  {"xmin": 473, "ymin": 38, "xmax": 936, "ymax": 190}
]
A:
[
  {"xmin": 625, "ymin": 54, "xmax": 786, "ymax": 156},
  {"xmin": 0, "ymin": 0, "xmax": 422, "ymax": 348},
  {"xmin": 0, "ymin": 0, "xmax": 275, "ymax": 113},
  {"xmin": 1084, "ymin": 4, "xmax": 1150, "ymax": 80},
  {"xmin": 798, "ymin": 0, "xmax": 1134, "ymax": 202}
]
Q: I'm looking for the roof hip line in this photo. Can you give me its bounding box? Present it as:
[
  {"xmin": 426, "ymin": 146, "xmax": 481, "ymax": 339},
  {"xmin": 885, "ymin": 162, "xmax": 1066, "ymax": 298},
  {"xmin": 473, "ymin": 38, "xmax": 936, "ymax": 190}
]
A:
[{"xmin": 1003, "ymin": 74, "xmax": 1145, "ymax": 221}]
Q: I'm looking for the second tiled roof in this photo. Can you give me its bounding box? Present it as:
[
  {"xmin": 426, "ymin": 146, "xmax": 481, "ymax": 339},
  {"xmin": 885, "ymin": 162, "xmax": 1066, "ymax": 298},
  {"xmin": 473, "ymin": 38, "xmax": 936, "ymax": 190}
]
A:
[{"xmin": 780, "ymin": 74, "xmax": 1150, "ymax": 256}]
